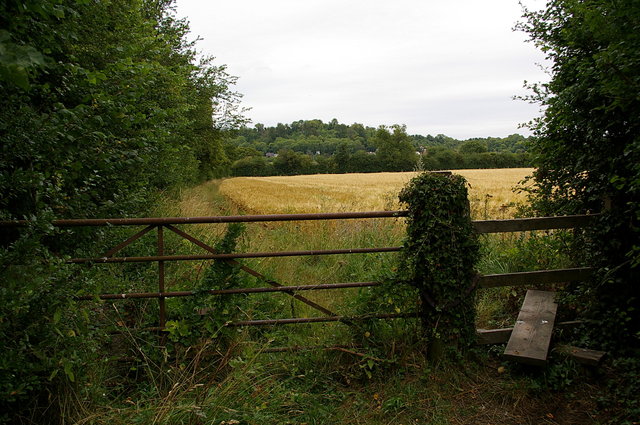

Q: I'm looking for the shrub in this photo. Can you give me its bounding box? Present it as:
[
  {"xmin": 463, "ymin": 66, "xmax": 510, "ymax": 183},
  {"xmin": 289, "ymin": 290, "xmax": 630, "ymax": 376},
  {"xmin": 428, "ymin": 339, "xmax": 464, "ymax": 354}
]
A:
[{"xmin": 396, "ymin": 173, "xmax": 480, "ymax": 355}]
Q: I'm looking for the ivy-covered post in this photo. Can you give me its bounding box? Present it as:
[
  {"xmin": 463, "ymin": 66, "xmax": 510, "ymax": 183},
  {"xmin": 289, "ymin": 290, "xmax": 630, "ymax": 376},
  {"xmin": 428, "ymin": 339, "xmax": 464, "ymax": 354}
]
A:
[{"xmin": 398, "ymin": 172, "xmax": 480, "ymax": 359}]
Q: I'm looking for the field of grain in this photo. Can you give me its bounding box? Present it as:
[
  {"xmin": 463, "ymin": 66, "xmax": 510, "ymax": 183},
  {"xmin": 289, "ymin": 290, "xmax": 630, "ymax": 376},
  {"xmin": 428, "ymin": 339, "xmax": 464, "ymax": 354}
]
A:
[
  {"xmin": 219, "ymin": 168, "xmax": 533, "ymax": 219},
  {"xmin": 162, "ymin": 169, "xmax": 535, "ymax": 317}
]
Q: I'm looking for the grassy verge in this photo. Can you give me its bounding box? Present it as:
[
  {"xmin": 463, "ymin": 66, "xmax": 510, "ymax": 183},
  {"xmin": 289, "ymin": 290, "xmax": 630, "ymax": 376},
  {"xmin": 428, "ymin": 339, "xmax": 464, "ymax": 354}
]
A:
[{"xmin": 77, "ymin": 341, "xmax": 609, "ymax": 425}]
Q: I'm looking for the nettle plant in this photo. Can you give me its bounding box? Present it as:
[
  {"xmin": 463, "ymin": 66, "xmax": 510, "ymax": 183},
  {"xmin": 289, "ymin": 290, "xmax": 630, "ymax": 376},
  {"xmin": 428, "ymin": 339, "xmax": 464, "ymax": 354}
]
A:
[{"xmin": 397, "ymin": 173, "xmax": 480, "ymax": 353}]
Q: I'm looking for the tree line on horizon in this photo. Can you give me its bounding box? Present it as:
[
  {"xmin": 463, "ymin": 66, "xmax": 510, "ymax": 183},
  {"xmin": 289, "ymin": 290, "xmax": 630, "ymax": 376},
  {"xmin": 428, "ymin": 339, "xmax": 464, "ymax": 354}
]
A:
[{"xmin": 224, "ymin": 120, "xmax": 532, "ymax": 177}]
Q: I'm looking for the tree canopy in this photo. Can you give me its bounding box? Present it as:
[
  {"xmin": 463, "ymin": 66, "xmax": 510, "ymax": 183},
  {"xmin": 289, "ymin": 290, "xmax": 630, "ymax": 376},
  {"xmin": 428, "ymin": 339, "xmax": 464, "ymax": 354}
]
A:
[
  {"xmin": 520, "ymin": 0, "xmax": 640, "ymax": 351},
  {"xmin": 0, "ymin": 0, "xmax": 243, "ymax": 223},
  {"xmin": 0, "ymin": 0, "xmax": 244, "ymax": 419}
]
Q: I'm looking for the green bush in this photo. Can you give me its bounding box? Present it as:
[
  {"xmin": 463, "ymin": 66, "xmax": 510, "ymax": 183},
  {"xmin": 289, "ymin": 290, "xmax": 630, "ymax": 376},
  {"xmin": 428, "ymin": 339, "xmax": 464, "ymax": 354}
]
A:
[
  {"xmin": 520, "ymin": 0, "xmax": 640, "ymax": 353},
  {"xmin": 0, "ymin": 225, "xmax": 103, "ymax": 423},
  {"xmin": 396, "ymin": 173, "xmax": 480, "ymax": 353}
]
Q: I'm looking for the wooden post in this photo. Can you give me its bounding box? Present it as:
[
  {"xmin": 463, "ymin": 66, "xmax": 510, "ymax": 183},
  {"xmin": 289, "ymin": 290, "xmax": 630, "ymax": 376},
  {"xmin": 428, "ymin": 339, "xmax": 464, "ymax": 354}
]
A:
[
  {"xmin": 398, "ymin": 172, "xmax": 480, "ymax": 356},
  {"xmin": 157, "ymin": 225, "xmax": 166, "ymax": 330}
]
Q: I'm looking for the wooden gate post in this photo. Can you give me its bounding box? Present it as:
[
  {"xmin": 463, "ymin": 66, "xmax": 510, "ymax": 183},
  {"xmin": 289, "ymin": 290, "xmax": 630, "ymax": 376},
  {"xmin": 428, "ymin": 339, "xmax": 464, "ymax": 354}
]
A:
[
  {"xmin": 157, "ymin": 225, "xmax": 166, "ymax": 330},
  {"xmin": 398, "ymin": 172, "xmax": 480, "ymax": 360}
]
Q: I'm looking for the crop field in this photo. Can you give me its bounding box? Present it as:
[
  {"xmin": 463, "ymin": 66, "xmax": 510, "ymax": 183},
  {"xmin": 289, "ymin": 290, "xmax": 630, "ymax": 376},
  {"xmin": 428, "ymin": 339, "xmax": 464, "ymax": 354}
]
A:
[
  {"xmin": 219, "ymin": 168, "xmax": 533, "ymax": 220},
  {"xmin": 162, "ymin": 169, "xmax": 539, "ymax": 325}
]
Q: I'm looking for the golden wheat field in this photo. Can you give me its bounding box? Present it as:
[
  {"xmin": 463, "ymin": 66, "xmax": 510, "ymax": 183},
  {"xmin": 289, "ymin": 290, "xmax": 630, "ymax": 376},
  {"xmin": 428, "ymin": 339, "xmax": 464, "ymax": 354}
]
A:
[{"xmin": 218, "ymin": 168, "xmax": 533, "ymax": 219}]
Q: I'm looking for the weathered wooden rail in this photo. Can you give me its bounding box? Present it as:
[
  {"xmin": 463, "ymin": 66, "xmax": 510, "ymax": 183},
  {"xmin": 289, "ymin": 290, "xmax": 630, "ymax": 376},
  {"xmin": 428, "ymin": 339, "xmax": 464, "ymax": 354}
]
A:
[{"xmin": 0, "ymin": 211, "xmax": 598, "ymax": 336}]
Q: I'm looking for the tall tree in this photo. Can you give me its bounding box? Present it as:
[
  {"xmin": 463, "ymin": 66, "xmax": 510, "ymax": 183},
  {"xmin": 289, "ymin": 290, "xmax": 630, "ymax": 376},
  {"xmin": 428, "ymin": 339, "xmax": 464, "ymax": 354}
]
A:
[
  {"xmin": 373, "ymin": 125, "xmax": 419, "ymax": 172},
  {"xmin": 520, "ymin": 0, "xmax": 640, "ymax": 350},
  {"xmin": 0, "ymin": 0, "xmax": 242, "ymax": 221},
  {"xmin": 333, "ymin": 142, "xmax": 351, "ymax": 173},
  {"xmin": 0, "ymin": 1, "xmax": 243, "ymax": 420}
]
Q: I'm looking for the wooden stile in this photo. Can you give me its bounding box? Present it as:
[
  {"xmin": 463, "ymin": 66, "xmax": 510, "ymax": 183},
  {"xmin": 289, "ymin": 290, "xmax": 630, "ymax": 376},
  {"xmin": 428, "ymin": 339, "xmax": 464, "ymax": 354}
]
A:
[{"xmin": 504, "ymin": 290, "xmax": 558, "ymax": 366}]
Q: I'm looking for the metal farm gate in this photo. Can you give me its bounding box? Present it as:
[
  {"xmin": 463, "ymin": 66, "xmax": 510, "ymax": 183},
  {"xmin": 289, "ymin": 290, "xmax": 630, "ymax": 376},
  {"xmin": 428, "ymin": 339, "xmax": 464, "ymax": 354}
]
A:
[{"xmin": 1, "ymin": 210, "xmax": 596, "ymax": 346}]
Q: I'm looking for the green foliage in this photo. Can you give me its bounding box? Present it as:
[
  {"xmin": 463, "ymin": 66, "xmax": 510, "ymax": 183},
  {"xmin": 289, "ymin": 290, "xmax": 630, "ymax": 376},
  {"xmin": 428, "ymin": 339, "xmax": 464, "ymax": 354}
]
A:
[
  {"xmin": 0, "ymin": 0, "xmax": 244, "ymax": 421},
  {"xmin": 166, "ymin": 224, "xmax": 249, "ymax": 345},
  {"xmin": 421, "ymin": 146, "xmax": 530, "ymax": 171},
  {"xmin": 273, "ymin": 149, "xmax": 315, "ymax": 175},
  {"xmin": 348, "ymin": 269, "xmax": 422, "ymax": 368},
  {"xmin": 231, "ymin": 155, "xmax": 273, "ymax": 176},
  {"xmin": 458, "ymin": 140, "xmax": 488, "ymax": 154},
  {"xmin": 0, "ymin": 0, "xmax": 243, "ymax": 224},
  {"xmin": 372, "ymin": 125, "xmax": 419, "ymax": 172},
  {"xmin": 0, "ymin": 224, "xmax": 103, "ymax": 423},
  {"xmin": 396, "ymin": 173, "xmax": 480, "ymax": 351},
  {"xmin": 0, "ymin": 29, "xmax": 45, "ymax": 90},
  {"xmin": 519, "ymin": 0, "xmax": 640, "ymax": 352},
  {"xmin": 602, "ymin": 357, "xmax": 640, "ymax": 422}
]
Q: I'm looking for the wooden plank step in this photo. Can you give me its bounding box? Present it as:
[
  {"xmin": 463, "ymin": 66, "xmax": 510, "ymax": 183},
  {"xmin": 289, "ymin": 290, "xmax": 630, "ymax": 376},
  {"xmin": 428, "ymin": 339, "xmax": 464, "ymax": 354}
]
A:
[
  {"xmin": 476, "ymin": 321, "xmax": 583, "ymax": 345},
  {"xmin": 555, "ymin": 345, "xmax": 606, "ymax": 366},
  {"xmin": 504, "ymin": 290, "xmax": 558, "ymax": 366}
]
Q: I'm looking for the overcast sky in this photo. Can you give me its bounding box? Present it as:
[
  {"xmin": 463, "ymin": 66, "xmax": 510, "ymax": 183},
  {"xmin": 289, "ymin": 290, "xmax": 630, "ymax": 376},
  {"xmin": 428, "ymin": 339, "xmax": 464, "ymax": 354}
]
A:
[{"xmin": 176, "ymin": 0, "xmax": 549, "ymax": 139}]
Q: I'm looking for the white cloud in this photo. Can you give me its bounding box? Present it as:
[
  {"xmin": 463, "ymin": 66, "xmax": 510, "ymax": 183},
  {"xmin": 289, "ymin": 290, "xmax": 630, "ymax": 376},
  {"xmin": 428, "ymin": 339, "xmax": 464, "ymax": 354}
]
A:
[{"xmin": 176, "ymin": 0, "xmax": 549, "ymax": 139}]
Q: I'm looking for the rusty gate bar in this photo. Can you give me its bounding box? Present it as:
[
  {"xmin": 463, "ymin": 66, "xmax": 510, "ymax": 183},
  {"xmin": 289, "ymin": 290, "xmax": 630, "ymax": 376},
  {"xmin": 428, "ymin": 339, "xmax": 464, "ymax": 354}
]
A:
[
  {"xmin": 227, "ymin": 312, "xmax": 420, "ymax": 327},
  {"xmin": 140, "ymin": 315, "xmax": 414, "ymax": 333},
  {"xmin": 0, "ymin": 212, "xmax": 599, "ymax": 233},
  {"xmin": 0, "ymin": 210, "xmax": 407, "ymax": 227},
  {"xmin": 478, "ymin": 267, "xmax": 593, "ymax": 288},
  {"xmin": 103, "ymin": 225, "xmax": 155, "ymax": 257},
  {"xmin": 76, "ymin": 281, "xmax": 382, "ymax": 300},
  {"xmin": 472, "ymin": 214, "xmax": 598, "ymax": 233},
  {"xmin": 76, "ymin": 267, "xmax": 595, "ymax": 301},
  {"xmin": 67, "ymin": 246, "xmax": 402, "ymax": 264},
  {"xmin": 163, "ymin": 224, "xmax": 338, "ymax": 318}
]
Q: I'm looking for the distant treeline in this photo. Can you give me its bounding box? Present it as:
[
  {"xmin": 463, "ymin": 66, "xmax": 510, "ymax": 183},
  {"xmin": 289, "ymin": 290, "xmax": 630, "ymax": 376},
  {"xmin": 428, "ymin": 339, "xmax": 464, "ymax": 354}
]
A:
[{"xmin": 224, "ymin": 119, "xmax": 531, "ymax": 176}]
